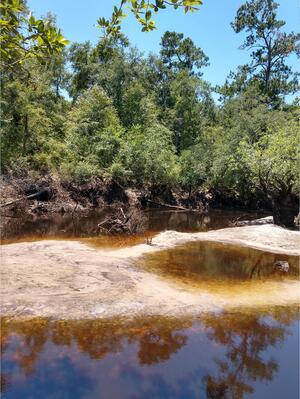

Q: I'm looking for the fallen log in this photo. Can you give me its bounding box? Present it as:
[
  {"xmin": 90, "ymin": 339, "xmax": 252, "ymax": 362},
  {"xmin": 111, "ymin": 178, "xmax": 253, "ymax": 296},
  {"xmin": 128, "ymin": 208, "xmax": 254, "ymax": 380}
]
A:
[
  {"xmin": 0, "ymin": 189, "xmax": 49, "ymax": 208},
  {"xmin": 230, "ymin": 216, "xmax": 273, "ymax": 227},
  {"xmin": 144, "ymin": 199, "xmax": 190, "ymax": 211}
]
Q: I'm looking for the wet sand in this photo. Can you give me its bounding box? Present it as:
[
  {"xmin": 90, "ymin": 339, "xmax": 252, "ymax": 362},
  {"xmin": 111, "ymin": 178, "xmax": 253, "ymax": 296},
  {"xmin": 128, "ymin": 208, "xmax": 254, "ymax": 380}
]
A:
[{"xmin": 1, "ymin": 224, "xmax": 299, "ymax": 319}]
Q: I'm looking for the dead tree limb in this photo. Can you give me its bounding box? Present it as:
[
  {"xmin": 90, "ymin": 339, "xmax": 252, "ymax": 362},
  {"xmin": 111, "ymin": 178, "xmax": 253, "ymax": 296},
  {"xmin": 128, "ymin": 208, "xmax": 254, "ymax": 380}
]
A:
[
  {"xmin": 0, "ymin": 189, "xmax": 49, "ymax": 208},
  {"xmin": 97, "ymin": 208, "xmax": 146, "ymax": 235},
  {"xmin": 144, "ymin": 199, "xmax": 189, "ymax": 211}
]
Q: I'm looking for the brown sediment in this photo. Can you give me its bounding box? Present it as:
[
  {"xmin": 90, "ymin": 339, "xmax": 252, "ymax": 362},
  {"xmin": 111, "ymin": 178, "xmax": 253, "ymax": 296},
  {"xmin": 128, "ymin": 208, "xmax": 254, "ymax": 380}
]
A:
[{"xmin": 1, "ymin": 225, "xmax": 299, "ymax": 320}]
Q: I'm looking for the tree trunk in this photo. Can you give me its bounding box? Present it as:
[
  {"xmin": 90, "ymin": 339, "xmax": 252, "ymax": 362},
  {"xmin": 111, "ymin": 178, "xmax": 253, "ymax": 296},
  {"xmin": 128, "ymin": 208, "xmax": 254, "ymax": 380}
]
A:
[
  {"xmin": 271, "ymin": 192, "xmax": 298, "ymax": 228},
  {"xmin": 22, "ymin": 114, "xmax": 29, "ymax": 156}
]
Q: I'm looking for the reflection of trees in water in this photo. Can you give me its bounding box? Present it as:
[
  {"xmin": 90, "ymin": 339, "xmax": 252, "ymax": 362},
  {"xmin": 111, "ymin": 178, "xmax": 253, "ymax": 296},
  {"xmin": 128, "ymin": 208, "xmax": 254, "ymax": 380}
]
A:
[
  {"xmin": 202, "ymin": 307, "xmax": 298, "ymax": 399},
  {"xmin": 1, "ymin": 318, "xmax": 50, "ymax": 377},
  {"xmin": 1, "ymin": 210, "xmax": 111, "ymax": 241},
  {"xmin": 1, "ymin": 308, "xmax": 298, "ymax": 397},
  {"xmin": 53, "ymin": 318, "xmax": 189, "ymax": 363},
  {"xmin": 142, "ymin": 243, "xmax": 299, "ymax": 282},
  {"xmin": 135, "ymin": 326, "xmax": 188, "ymax": 365},
  {"xmin": 147, "ymin": 210, "xmax": 210, "ymax": 232},
  {"xmin": 2, "ymin": 208, "xmax": 252, "ymax": 241},
  {"xmin": 3, "ymin": 210, "xmax": 201, "ymax": 241},
  {"xmin": 1, "ymin": 317, "xmax": 191, "ymax": 382}
]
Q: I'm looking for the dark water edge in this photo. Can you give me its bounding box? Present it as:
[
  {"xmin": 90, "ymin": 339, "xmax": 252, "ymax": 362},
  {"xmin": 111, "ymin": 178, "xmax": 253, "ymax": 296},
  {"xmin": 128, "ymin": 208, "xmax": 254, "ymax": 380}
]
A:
[
  {"xmin": 1, "ymin": 208, "xmax": 267, "ymax": 244},
  {"xmin": 1, "ymin": 307, "xmax": 299, "ymax": 399}
]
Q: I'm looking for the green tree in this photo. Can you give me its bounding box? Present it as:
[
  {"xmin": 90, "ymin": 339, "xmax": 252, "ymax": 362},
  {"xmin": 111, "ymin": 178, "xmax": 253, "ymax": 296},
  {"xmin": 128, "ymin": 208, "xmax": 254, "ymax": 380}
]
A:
[
  {"xmin": 67, "ymin": 42, "xmax": 94, "ymax": 100},
  {"xmin": 121, "ymin": 81, "xmax": 156, "ymax": 127},
  {"xmin": 239, "ymin": 115, "xmax": 299, "ymax": 227},
  {"xmin": 230, "ymin": 0, "xmax": 300, "ymax": 106},
  {"xmin": 179, "ymin": 141, "xmax": 211, "ymax": 197},
  {"xmin": 0, "ymin": 60, "xmax": 68, "ymax": 171},
  {"xmin": 160, "ymin": 31, "xmax": 209, "ymax": 75},
  {"xmin": 210, "ymin": 87, "xmax": 278, "ymax": 202},
  {"xmin": 116, "ymin": 122, "xmax": 179, "ymax": 186},
  {"xmin": 67, "ymin": 35, "xmax": 130, "ymax": 101},
  {"xmin": 95, "ymin": 47, "xmax": 146, "ymax": 118},
  {"xmin": 0, "ymin": 0, "xmax": 68, "ymax": 71},
  {"xmin": 168, "ymin": 72, "xmax": 214, "ymax": 152},
  {"xmin": 209, "ymin": 86, "xmax": 299, "ymax": 227},
  {"xmin": 65, "ymin": 86, "xmax": 124, "ymax": 182},
  {"xmin": 0, "ymin": 3, "xmax": 69, "ymax": 171},
  {"xmin": 112, "ymin": 94, "xmax": 179, "ymax": 187}
]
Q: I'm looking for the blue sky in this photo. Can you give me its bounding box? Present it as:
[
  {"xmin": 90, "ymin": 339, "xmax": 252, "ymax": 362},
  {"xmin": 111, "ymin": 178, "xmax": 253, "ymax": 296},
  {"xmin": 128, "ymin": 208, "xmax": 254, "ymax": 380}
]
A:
[{"xmin": 28, "ymin": 0, "xmax": 299, "ymax": 88}]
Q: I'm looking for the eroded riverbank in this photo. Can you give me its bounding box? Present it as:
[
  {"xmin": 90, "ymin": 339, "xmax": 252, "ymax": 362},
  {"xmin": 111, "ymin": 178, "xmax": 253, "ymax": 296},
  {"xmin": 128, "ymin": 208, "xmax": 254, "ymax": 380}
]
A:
[{"xmin": 1, "ymin": 224, "xmax": 299, "ymax": 319}]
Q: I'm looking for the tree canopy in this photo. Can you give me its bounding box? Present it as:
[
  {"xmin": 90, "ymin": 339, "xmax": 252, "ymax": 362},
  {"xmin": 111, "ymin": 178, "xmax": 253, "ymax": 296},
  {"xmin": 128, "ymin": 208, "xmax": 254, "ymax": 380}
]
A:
[
  {"xmin": 222, "ymin": 0, "xmax": 300, "ymax": 106},
  {"xmin": 1, "ymin": 0, "xmax": 299, "ymax": 226}
]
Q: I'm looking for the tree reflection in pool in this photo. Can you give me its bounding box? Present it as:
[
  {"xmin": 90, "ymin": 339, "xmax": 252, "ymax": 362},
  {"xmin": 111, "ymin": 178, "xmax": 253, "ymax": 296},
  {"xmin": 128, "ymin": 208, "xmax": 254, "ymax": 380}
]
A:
[
  {"xmin": 1, "ymin": 306, "xmax": 299, "ymax": 399},
  {"xmin": 137, "ymin": 241, "xmax": 299, "ymax": 284}
]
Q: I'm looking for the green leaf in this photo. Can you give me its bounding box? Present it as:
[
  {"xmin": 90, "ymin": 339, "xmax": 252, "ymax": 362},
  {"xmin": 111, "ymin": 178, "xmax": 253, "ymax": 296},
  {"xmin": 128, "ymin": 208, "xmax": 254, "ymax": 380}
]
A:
[{"xmin": 145, "ymin": 10, "xmax": 151, "ymax": 20}]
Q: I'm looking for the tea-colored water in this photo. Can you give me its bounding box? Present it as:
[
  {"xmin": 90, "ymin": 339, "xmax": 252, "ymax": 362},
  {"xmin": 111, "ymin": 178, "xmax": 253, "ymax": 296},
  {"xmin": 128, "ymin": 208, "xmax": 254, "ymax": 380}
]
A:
[
  {"xmin": 1, "ymin": 208, "xmax": 266, "ymax": 245},
  {"xmin": 138, "ymin": 241, "xmax": 299, "ymax": 283},
  {"xmin": 1, "ymin": 307, "xmax": 299, "ymax": 399},
  {"xmin": 1, "ymin": 209, "xmax": 299, "ymax": 398},
  {"xmin": 135, "ymin": 241, "xmax": 300, "ymax": 309}
]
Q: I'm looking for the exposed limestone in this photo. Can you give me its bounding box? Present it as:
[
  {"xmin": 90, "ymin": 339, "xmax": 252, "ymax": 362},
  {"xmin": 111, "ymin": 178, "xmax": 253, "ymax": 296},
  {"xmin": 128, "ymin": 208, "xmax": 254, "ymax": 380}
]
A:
[{"xmin": 1, "ymin": 224, "xmax": 299, "ymax": 319}]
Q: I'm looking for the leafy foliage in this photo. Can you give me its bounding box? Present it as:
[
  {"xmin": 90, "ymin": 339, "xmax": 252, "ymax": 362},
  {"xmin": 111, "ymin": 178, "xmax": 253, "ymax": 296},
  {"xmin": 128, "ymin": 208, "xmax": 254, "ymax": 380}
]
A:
[
  {"xmin": 1, "ymin": 0, "xmax": 299, "ymax": 226},
  {"xmin": 0, "ymin": 0, "xmax": 68, "ymax": 71},
  {"xmin": 160, "ymin": 31, "xmax": 209, "ymax": 74},
  {"xmin": 98, "ymin": 0, "xmax": 202, "ymax": 35},
  {"xmin": 222, "ymin": 0, "xmax": 300, "ymax": 106},
  {"xmin": 240, "ymin": 116, "xmax": 299, "ymax": 197},
  {"xmin": 65, "ymin": 86, "xmax": 124, "ymax": 180}
]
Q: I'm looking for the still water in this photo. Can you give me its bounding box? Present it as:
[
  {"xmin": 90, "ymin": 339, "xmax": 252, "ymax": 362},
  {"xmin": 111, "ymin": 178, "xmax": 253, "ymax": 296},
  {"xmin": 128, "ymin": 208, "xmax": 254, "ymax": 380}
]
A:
[
  {"xmin": 1, "ymin": 209, "xmax": 299, "ymax": 398},
  {"xmin": 138, "ymin": 241, "xmax": 299, "ymax": 283},
  {"xmin": 1, "ymin": 208, "xmax": 266, "ymax": 243},
  {"xmin": 1, "ymin": 308, "xmax": 299, "ymax": 399}
]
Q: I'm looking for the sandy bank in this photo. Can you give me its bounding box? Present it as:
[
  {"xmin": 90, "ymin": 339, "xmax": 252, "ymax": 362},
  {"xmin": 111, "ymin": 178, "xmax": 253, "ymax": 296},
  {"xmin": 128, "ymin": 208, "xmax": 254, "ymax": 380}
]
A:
[
  {"xmin": 1, "ymin": 224, "xmax": 299, "ymax": 319},
  {"xmin": 107, "ymin": 223, "xmax": 300, "ymax": 258}
]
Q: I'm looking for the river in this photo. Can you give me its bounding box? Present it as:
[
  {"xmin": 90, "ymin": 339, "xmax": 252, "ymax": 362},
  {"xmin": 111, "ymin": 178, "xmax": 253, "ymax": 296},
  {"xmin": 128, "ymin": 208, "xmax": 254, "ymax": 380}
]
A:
[{"xmin": 1, "ymin": 209, "xmax": 299, "ymax": 398}]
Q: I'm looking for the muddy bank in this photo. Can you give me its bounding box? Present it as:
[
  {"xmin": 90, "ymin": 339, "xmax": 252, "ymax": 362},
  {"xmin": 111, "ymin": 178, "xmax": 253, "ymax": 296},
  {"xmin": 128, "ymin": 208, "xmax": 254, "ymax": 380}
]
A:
[
  {"xmin": 0, "ymin": 174, "xmax": 130, "ymax": 214},
  {"xmin": 1, "ymin": 225, "xmax": 299, "ymax": 319},
  {"xmin": 0, "ymin": 173, "xmax": 210, "ymax": 217}
]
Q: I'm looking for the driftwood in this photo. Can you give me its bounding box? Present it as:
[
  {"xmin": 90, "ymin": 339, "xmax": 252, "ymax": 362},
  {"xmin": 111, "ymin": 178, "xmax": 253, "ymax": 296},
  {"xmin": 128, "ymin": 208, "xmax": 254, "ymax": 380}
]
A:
[
  {"xmin": 97, "ymin": 208, "xmax": 146, "ymax": 235},
  {"xmin": 0, "ymin": 189, "xmax": 50, "ymax": 208},
  {"xmin": 144, "ymin": 199, "xmax": 189, "ymax": 211},
  {"xmin": 230, "ymin": 216, "xmax": 273, "ymax": 227}
]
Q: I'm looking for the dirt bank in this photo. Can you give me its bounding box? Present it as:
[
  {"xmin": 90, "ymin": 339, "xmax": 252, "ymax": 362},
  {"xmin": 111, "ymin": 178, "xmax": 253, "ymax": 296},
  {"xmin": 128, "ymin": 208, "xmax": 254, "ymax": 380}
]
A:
[
  {"xmin": 1, "ymin": 225, "xmax": 299, "ymax": 319},
  {"xmin": 0, "ymin": 173, "xmax": 210, "ymax": 217}
]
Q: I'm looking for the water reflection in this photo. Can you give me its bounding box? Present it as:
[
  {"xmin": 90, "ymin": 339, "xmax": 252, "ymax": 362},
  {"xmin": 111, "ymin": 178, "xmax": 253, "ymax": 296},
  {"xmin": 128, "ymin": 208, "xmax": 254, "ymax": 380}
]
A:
[
  {"xmin": 1, "ymin": 307, "xmax": 299, "ymax": 399},
  {"xmin": 202, "ymin": 309, "xmax": 295, "ymax": 399},
  {"xmin": 1, "ymin": 208, "xmax": 266, "ymax": 244},
  {"xmin": 138, "ymin": 241, "xmax": 299, "ymax": 284}
]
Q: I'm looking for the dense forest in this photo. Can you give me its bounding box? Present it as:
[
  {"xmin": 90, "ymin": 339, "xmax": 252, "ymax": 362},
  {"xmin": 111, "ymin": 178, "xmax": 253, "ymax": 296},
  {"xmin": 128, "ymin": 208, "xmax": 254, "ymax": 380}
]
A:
[{"xmin": 1, "ymin": 0, "xmax": 299, "ymax": 227}]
